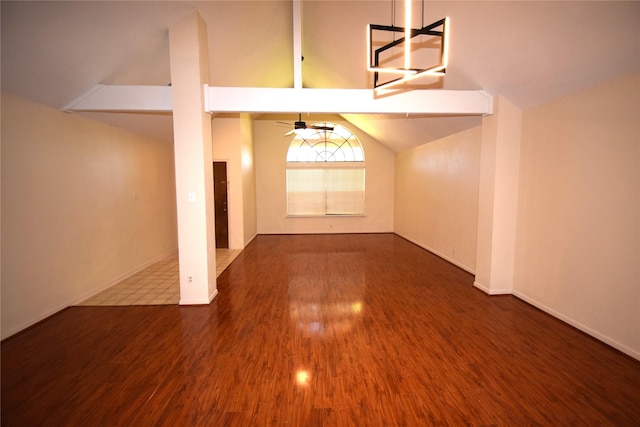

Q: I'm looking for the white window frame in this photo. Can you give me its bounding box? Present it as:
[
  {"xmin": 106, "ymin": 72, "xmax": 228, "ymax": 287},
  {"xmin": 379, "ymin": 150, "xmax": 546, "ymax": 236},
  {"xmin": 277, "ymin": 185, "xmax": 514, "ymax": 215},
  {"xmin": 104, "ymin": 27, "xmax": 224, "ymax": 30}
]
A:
[{"xmin": 285, "ymin": 123, "xmax": 365, "ymax": 217}]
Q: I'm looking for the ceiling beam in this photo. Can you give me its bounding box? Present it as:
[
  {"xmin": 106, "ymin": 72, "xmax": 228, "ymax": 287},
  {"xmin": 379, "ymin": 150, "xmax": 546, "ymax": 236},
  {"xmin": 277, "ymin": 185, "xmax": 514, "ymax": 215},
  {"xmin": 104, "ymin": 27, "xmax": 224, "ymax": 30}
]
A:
[
  {"xmin": 63, "ymin": 84, "xmax": 494, "ymax": 116},
  {"xmin": 62, "ymin": 84, "xmax": 173, "ymax": 112},
  {"xmin": 205, "ymin": 86, "xmax": 493, "ymax": 115}
]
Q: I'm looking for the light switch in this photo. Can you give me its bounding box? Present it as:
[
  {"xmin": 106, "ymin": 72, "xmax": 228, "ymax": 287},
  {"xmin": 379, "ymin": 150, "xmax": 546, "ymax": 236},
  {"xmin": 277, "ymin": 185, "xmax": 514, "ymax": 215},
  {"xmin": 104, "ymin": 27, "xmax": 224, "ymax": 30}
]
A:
[{"xmin": 187, "ymin": 192, "xmax": 196, "ymax": 203}]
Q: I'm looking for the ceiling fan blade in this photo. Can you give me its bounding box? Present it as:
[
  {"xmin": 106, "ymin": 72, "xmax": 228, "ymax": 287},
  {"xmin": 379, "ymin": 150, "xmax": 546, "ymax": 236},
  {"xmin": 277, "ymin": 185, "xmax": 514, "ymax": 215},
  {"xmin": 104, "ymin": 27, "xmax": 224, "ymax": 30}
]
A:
[
  {"xmin": 282, "ymin": 114, "xmax": 333, "ymax": 135},
  {"xmin": 309, "ymin": 125, "xmax": 334, "ymax": 131}
]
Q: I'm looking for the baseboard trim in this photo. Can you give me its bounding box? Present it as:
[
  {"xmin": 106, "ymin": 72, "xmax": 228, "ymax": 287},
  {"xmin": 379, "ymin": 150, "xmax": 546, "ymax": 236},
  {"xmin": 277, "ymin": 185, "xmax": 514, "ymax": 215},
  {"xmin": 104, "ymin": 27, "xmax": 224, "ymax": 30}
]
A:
[
  {"xmin": 179, "ymin": 298, "xmax": 211, "ymax": 305},
  {"xmin": 473, "ymin": 281, "xmax": 489, "ymax": 294},
  {"xmin": 2, "ymin": 304, "xmax": 73, "ymax": 341},
  {"xmin": 1, "ymin": 248, "xmax": 179, "ymax": 340},
  {"xmin": 74, "ymin": 248, "xmax": 179, "ymax": 305},
  {"xmin": 394, "ymin": 232, "xmax": 476, "ymax": 275},
  {"xmin": 243, "ymin": 232, "xmax": 258, "ymax": 247},
  {"xmin": 513, "ymin": 290, "xmax": 640, "ymax": 361},
  {"xmin": 473, "ymin": 281, "xmax": 512, "ymax": 295}
]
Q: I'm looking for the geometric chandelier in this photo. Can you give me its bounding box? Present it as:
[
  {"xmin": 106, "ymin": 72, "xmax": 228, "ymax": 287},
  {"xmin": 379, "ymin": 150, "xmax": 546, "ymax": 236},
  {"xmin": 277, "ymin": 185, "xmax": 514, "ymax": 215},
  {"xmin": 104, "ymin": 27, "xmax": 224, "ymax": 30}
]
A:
[{"xmin": 367, "ymin": 0, "xmax": 449, "ymax": 90}]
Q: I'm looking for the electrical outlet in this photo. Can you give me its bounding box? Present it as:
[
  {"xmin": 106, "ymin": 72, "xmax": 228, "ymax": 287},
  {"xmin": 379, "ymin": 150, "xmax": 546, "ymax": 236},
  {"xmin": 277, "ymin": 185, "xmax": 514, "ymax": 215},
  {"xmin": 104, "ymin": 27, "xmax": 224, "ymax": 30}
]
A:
[{"xmin": 188, "ymin": 276, "xmax": 193, "ymax": 284}]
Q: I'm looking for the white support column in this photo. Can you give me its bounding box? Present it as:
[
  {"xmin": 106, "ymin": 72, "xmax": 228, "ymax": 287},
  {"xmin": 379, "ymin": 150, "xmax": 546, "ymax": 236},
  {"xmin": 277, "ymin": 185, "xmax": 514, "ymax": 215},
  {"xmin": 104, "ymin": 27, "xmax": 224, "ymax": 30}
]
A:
[
  {"xmin": 292, "ymin": 0, "xmax": 303, "ymax": 89},
  {"xmin": 474, "ymin": 96, "xmax": 522, "ymax": 295},
  {"xmin": 169, "ymin": 11, "xmax": 217, "ymax": 304}
]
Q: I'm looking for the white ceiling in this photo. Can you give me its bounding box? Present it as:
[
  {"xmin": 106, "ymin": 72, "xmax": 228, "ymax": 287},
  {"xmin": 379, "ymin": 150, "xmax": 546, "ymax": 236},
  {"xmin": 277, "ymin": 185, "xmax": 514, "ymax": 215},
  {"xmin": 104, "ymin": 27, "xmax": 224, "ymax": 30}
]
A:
[{"xmin": 2, "ymin": 1, "xmax": 639, "ymax": 151}]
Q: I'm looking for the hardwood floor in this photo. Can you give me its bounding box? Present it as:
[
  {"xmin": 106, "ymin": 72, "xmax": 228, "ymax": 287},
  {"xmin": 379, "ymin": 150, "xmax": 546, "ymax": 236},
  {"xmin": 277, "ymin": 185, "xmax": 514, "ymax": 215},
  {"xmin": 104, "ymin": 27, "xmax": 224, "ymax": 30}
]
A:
[{"xmin": 2, "ymin": 234, "xmax": 640, "ymax": 426}]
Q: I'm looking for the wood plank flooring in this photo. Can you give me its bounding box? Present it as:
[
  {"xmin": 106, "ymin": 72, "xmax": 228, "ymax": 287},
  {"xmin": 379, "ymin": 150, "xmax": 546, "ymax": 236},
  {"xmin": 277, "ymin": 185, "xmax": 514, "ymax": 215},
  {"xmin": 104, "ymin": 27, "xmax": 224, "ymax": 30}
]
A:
[{"xmin": 2, "ymin": 234, "xmax": 640, "ymax": 426}]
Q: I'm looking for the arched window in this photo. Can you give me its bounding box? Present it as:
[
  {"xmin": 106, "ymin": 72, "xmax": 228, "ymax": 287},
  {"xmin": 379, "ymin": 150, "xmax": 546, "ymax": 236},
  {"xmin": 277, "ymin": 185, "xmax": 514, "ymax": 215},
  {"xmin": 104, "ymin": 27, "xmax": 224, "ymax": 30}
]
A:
[{"xmin": 286, "ymin": 123, "xmax": 365, "ymax": 216}]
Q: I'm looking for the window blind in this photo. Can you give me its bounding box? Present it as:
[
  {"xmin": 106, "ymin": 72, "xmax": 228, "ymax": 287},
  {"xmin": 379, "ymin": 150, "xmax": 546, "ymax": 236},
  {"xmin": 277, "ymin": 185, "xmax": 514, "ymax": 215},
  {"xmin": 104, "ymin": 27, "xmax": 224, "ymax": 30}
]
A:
[{"xmin": 286, "ymin": 168, "xmax": 365, "ymax": 216}]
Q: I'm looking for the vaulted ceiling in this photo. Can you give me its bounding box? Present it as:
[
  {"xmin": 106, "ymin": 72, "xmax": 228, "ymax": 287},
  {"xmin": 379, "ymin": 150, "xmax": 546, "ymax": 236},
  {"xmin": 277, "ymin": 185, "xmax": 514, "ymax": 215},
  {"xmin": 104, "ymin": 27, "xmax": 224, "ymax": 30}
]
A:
[{"xmin": 2, "ymin": 1, "xmax": 639, "ymax": 152}]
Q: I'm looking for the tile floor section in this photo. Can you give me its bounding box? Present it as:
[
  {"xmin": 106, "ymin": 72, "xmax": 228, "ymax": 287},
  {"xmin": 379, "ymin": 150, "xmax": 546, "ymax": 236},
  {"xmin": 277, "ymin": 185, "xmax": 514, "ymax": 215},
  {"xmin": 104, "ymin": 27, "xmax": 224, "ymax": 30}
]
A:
[{"xmin": 77, "ymin": 249, "xmax": 241, "ymax": 306}]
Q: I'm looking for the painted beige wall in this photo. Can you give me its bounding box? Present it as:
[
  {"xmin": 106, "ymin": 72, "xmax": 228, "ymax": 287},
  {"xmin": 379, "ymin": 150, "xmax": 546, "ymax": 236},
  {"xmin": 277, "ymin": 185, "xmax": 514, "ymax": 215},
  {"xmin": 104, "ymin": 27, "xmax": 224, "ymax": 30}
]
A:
[
  {"xmin": 475, "ymin": 96, "xmax": 522, "ymax": 294},
  {"xmin": 255, "ymin": 116, "xmax": 394, "ymax": 234},
  {"xmin": 211, "ymin": 114, "xmax": 257, "ymax": 248},
  {"xmin": 514, "ymin": 72, "xmax": 640, "ymax": 358},
  {"xmin": 475, "ymin": 112, "xmax": 498, "ymax": 283},
  {"xmin": 1, "ymin": 93, "xmax": 178, "ymax": 338},
  {"xmin": 394, "ymin": 126, "xmax": 481, "ymax": 273},
  {"xmin": 240, "ymin": 114, "xmax": 258, "ymax": 245}
]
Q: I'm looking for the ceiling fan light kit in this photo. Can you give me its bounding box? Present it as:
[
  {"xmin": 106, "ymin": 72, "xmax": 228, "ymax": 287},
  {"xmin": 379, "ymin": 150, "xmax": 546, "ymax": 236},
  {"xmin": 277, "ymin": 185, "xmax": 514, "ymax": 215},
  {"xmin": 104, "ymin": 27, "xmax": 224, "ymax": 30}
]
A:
[{"xmin": 367, "ymin": 0, "xmax": 449, "ymax": 90}]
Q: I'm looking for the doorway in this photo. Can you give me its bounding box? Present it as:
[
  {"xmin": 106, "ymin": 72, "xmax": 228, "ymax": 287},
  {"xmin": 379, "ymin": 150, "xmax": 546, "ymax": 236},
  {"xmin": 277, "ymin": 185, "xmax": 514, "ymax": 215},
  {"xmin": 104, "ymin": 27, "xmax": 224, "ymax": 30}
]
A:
[{"xmin": 213, "ymin": 162, "xmax": 229, "ymax": 248}]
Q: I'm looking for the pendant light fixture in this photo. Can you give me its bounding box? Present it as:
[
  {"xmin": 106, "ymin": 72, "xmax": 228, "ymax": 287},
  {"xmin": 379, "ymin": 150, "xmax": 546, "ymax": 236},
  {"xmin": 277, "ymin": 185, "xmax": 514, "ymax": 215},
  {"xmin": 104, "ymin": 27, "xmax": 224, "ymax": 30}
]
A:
[{"xmin": 367, "ymin": 0, "xmax": 449, "ymax": 90}]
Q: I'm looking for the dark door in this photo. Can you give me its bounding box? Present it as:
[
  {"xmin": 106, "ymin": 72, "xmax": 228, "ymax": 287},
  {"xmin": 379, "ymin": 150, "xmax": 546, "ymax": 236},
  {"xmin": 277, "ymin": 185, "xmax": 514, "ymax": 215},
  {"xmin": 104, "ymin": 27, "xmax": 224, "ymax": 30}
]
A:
[{"xmin": 213, "ymin": 162, "xmax": 229, "ymax": 248}]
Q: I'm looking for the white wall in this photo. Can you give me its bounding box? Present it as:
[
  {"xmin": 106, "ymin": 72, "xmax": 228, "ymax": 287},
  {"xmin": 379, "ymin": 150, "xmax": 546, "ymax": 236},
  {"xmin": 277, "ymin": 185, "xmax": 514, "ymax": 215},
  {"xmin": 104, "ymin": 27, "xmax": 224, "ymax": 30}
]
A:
[
  {"xmin": 514, "ymin": 72, "xmax": 640, "ymax": 359},
  {"xmin": 394, "ymin": 127, "xmax": 481, "ymax": 273},
  {"xmin": 1, "ymin": 93, "xmax": 178, "ymax": 338},
  {"xmin": 254, "ymin": 115, "xmax": 394, "ymax": 234}
]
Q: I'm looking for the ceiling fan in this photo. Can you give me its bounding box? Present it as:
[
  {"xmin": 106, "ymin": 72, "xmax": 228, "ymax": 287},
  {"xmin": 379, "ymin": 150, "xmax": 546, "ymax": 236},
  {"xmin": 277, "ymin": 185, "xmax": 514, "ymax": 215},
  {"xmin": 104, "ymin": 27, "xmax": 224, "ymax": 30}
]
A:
[{"xmin": 279, "ymin": 114, "xmax": 334, "ymax": 136}]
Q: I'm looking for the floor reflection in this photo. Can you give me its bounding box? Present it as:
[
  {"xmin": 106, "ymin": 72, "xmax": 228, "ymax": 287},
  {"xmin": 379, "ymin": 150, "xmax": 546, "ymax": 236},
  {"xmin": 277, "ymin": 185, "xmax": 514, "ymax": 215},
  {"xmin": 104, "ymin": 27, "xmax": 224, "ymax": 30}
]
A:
[{"xmin": 287, "ymin": 251, "xmax": 365, "ymax": 338}]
